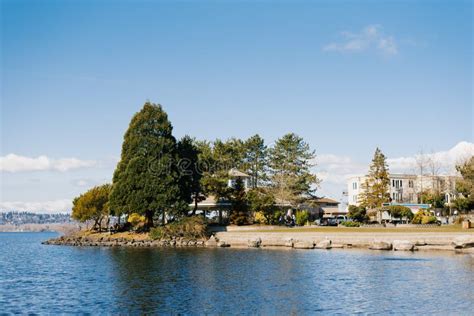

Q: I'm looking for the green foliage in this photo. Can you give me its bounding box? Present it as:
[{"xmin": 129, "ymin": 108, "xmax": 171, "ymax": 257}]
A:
[
  {"xmin": 244, "ymin": 134, "xmax": 268, "ymax": 188},
  {"xmin": 348, "ymin": 205, "xmax": 368, "ymax": 223},
  {"xmin": 383, "ymin": 205, "xmax": 414, "ymax": 221},
  {"xmin": 420, "ymin": 191, "xmax": 445, "ymax": 209},
  {"xmin": 295, "ymin": 210, "xmax": 309, "ymax": 226},
  {"xmin": 340, "ymin": 221, "xmax": 360, "ymax": 227},
  {"xmin": 72, "ymin": 184, "xmax": 111, "ymax": 230},
  {"xmin": 109, "ymin": 102, "xmax": 185, "ymax": 228},
  {"xmin": 247, "ymin": 187, "xmax": 275, "ymax": 224},
  {"xmin": 272, "ymin": 210, "xmax": 284, "ymax": 224},
  {"xmin": 455, "ymin": 156, "xmax": 474, "ymax": 212},
  {"xmin": 269, "ymin": 133, "xmax": 319, "ymax": 207},
  {"xmin": 149, "ymin": 216, "xmax": 208, "ymax": 240},
  {"xmin": 177, "ymin": 135, "xmax": 203, "ymax": 213},
  {"xmin": 359, "ymin": 148, "xmax": 391, "ymax": 209},
  {"xmin": 229, "ymin": 178, "xmax": 250, "ymax": 225}
]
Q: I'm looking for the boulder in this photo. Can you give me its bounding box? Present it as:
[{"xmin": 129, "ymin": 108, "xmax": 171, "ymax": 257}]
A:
[
  {"xmin": 293, "ymin": 241, "xmax": 314, "ymax": 249},
  {"xmin": 248, "ymin": 238, "xmax": 262, "ymax": 248},
  {"xmin": 205, "ymin": 235, "xmax": 218, "ymax": 247},
  {"xmin": 369, "ymin": 241, "xmax": 392, "ymax": 250},
  {"xmin": 452, "ymin": 235, "xmax": 474, "ymax": 249},
  {"xmin": 393, "ymin": 240, "xmax": 417, "ymax": 251},
  {"xmin": 315, "ymin": 239, "xmax": 332, "ymax": 249},
  {"xmin": 218, "ymin": 241, "xmax": 230, "ymax": 247}
]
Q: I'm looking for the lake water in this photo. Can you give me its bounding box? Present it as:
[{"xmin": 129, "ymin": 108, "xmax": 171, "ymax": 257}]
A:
[{"xmin": 1, "ymin": 232, "xmax": 473, "ymax": 315}]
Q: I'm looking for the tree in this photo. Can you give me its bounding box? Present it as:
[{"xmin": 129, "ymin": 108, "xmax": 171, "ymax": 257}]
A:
[
  {"xmin": 415, "ymin": 149, "xmax": 429, "ymax": 203},
  {"xmin": 269, "ymin": 133, "xmax": 319, "ymax": 207},
  {"xmin": 109, "ymin": 102, "xmax": 184, "ymax": 228},
  {"xmin": 177, "ymin": 136, "xmax": 203, "ymax": 215},
  {"xmin": 244, "ymin": 134, "xmax": 268, "ymax": 188},
  {"xmin": 454, "ymin": 156, "xmax": 474, "ymax": 212},
  {"xmin": 229, "ymin": 178, "xmax": 249, "ymax": 225},
  {"xmin": 383, "ymin": 205, "xmax": 414, "ymax": 222},
  {"xmin": 359, "ymin": 148, "xmax": 390, "ymax": 209},
  {"xmin": 347, "ymin": 205, "xmax": 368, "ymax": 223},
  {"xmin": 72, "ymin": 184, "xmax": 111, "ymax": 231},
  {"xmin": 247, "ymin": 187, "xmax": 275, "ymax": 224}
]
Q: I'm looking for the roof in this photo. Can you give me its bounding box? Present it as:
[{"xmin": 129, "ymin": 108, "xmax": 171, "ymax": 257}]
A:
[
  {"xmin": 228, "ymin": 168, "xmax": 250, "ymax": 178},
  {"xmin": 314, "ymin": 197, "xmax": 340, "ymax": 204}
]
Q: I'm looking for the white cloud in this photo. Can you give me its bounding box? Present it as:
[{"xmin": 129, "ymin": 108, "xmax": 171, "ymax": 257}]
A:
[
  {"xmin": 0, "ymin": 154, "xmax": 96, "ymax": 172},
  {"xmin": 315, "ymin": 141, "xmax": 474, "ymax": 199},
  {"xmin": 323, "ymin": 25, "xmax": 398, "ymax": 55},
  {"xmin": 0, "ymin": 199, "xmax": 72, "ymax": 214},
  {"xmin": 388, "ymin": 141, "xmax": 474, "ymax": 174}
]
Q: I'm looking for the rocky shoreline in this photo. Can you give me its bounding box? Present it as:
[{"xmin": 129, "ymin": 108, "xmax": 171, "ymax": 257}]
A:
[{"xmin": 42, "ymin": 231, "xmax": 474, "ymax": 253}]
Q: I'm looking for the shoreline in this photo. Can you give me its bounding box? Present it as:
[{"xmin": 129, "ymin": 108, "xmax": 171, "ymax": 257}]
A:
[{"xmin": 42, "ymin": 227, "xmax": 474, "ymax": 254}]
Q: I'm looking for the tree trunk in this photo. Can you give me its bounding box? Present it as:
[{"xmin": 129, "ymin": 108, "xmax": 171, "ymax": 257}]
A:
[
  {"xmin": 161, "ymin": 210, "xmax": 166, "ymax": 226},
  {"xmin": 193, "ymin": 196, "xmax": 198, "ymax": 216},
  {"xmin": 145, "ymin": 210, "xmax": 154, "ymax": 229}
]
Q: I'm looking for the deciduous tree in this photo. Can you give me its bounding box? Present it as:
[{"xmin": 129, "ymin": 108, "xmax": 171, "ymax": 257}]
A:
[{"xmin": 72, "ymin": 184, "xmax": 111, "ymax": 231}]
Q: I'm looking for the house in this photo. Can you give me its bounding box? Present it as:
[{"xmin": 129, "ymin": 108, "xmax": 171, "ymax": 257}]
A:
[{"xmin": 347, "ymin": 173, "xmax": 459, "ymax": 207}]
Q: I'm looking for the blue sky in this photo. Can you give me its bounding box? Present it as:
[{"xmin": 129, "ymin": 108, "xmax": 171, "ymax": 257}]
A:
[{"xmin": 1, "ymin": 0, "xmax": 473, "ymax": 212}]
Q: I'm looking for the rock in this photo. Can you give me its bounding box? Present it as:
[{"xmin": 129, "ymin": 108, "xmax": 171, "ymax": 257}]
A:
[
  {"xmin": 393, "ymin": 240, "xmax": 417, "ymax": 251},
  {"xmin": 315, "ymin": 239, "xmax": 332, "ymax": 249},
  {"xmin": 452, "ymin": 235, "xmax": 474, "ymax": 249},
  {"xmin": 293, "ymin": 241, "xmax": 314, "ymax": 249},
  {"xmin": 205, "ymin": 235, "xmax": 218, "ymax": 247},
  {"xmin": 218, "ymin": 241, "xmax": 230, "ymax": 247},
  {"xmin": 369, "ymin": 241, "xmax": 392, "ymax": 250},
  {"xmin": 248, "ymin": 238, "xmax": 262, "ymax": 248}
]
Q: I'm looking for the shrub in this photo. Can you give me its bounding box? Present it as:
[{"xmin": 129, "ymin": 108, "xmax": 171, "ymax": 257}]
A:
[
  {"xmin": 340, "ymin": 221, "xmax": 360, "ymax": 227},
  {"xmin": 348, "ymin": 205, "xmax": 368, "ymax": 223},
  {"xmin": 295, "ymin": 210, "xmax": 309, "ymax": 226},
  {"xmin": 272, "ymin": 210, "xmax": 283, "ymax": 224},
  {"xmin": 128, "ymin": 213, "xmax": 146, "ymax": 230},
  {"xmin": 149, "ymin": 216, "xmax": 208, "ymax": 240},
  {"xmin": 149, "ymin": 227, "xmax": 163, "ymax": 240},
  {"xmin": 383, "ymin": 205, "xmax": 414, "ymax": 221},
  {"xmin": 421, "ymin": 216, "xmax": 438, "ymax": 225},
  {"xmin": 412, "ymin": 209, "xmax": 437, "ymax": 225},
  {"xmin": 254, "ymin": 211, "xmax": 268, "ymax": 224}
]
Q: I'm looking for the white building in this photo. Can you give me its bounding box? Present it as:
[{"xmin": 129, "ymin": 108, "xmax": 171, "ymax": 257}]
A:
[{"xmin": 347, "ymin": 174, "xmax": 459, "ymax": 207}]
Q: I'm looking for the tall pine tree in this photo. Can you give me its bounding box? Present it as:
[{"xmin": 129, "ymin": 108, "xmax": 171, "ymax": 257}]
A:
[
  {"xmin": 244, "ymin": 134, "xmax": 268, "ymax": 188},
  {"xmin": 109, "ymin": 102, "xmax": 184, "ymax": 228},
  {"xmin": 359, "ymin": 147, "xmax": 391, "ymax": 209},
  {"xmin": 269, "ymin": 133, "xmax": 319, "ymax": 206}
]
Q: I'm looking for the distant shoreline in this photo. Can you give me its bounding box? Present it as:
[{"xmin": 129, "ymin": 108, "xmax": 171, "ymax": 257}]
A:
[{"xmin": 0, "ymin": 223, "xmax": 80, "ymax": 235}]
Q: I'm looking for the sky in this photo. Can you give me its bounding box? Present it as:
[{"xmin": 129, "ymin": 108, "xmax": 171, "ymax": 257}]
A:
[{"xmin": 1, "ymin": 0, "xmax": 473, "ymax": 212}]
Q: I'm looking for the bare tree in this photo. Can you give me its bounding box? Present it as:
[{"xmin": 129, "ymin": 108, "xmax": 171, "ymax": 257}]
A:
[
  {"xmin": 414, "ymin": 149, "xmax": 429, "ymax": 203},
  {"xmin": 428, "ymin": 150, "xmax": 442, "ymax": 194}
]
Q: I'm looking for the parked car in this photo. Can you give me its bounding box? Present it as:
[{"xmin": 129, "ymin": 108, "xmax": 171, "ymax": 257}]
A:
[{"xmin": 318, "ymin": 217, "xmax": 338, "ymax": 226}]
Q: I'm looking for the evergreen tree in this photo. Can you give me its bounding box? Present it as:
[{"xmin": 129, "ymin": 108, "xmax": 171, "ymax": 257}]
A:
[
  {"xmin": 244, "ymin": 134, "xmax": 268, "ymax": 188},
  {"xmin": 229, "ymin": 177, "xmax": 249, "ymax": 225},
  {"xmin": 109, "ymin": 102, "xmax": 183, "ymax": 228},
  {"xmin": 359, "ymin": 148, "xmax": 391, "ymax": 209},
  {"xmin": 269, "ymin": 133, "xmax": 319, "ymax": 206},
  {"xmin": 454, "ymin": 156, "xmax": 474, "ymax": 212},
  {"xmin": 177, "ymin": 136, "xmax": 203, "ymax": 215}
]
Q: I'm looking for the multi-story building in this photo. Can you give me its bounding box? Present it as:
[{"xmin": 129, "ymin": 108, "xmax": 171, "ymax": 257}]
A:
[{"xmin": 347, "ymin": 174, "xmax": 459, "ymax": 207}]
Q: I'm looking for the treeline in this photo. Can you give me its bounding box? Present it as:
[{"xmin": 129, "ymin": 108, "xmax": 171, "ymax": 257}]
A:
[{"xmin": 72, "ymin": 102, "xmax": 320, "ymax": 230}]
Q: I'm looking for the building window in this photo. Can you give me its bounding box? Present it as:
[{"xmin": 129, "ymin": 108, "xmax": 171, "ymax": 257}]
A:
[
  {"xmin": 353, "ymin": 195, "xmax": 357, "ymax": 202},
  {"xmin": 393, "ymin": 193, "xmax": 396, "ymax": 200},
  {"xmin": 392, "ymin": 180, "xmax": 395, "ymax": 187},
  {"xmin": 353, "ymin": 182, "xmax": 357, "ymax": 190},
  {"xmin": 409, "ymin": 180, "xmax": 413, "ymax": 188}
]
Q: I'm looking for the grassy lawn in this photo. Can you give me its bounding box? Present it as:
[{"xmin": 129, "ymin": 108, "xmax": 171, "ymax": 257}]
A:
[{"xmin": 240, "ymin": 225, "xmax": 471, "ymax": 234}]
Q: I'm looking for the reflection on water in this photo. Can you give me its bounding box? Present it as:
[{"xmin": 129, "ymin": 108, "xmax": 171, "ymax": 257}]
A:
[{"xmin": 1, "ymin": 232, "xmax": 473, "ymax": 314}]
